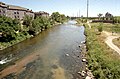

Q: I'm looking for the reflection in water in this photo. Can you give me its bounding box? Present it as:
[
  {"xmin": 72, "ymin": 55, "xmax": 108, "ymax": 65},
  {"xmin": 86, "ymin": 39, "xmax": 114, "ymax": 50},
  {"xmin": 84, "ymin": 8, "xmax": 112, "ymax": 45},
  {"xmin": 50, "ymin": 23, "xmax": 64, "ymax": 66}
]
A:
[{"xmin": 0, "ymin": 21, "xmax": 85, "ymax": 79}]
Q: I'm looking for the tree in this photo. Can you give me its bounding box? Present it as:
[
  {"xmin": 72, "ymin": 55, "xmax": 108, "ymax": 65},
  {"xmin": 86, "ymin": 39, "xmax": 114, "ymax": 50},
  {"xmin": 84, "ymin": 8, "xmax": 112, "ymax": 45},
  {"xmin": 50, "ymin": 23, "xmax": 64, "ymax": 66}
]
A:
[
  {"xmin": 51, "ymin": 12, "xmax": 61, "ymax": 23},
  {"xmin": 60, "ymin": 14, "xmax": 66, "ymax": 23},
  {"xmin": 105, "ymin": 12, "xmax": 113, "ymax": 20},
  {"xmin": 23, "ymin": 15, "xmax": 33, "ymax": 27},
  {"xmin": 97, "ymin": 13, "xmax": 103, "ymax": 20},
  {"xmin": 30, "ymin": 16, "xmax": 51, "ymax": 35},
  {"xmin": 51, "ymin": 12, "xmax": 67, "ymax": 24},
  {"xmin": 13, "ymin": 19, "xmax": 21, "ymax": 31},
  {"xmin": 0, "ymin": 16, "xmax": 20, "ymax": 42},
  {"xmin": 113, "ymin": 17, "xmax": 120, "ymax": 23}
]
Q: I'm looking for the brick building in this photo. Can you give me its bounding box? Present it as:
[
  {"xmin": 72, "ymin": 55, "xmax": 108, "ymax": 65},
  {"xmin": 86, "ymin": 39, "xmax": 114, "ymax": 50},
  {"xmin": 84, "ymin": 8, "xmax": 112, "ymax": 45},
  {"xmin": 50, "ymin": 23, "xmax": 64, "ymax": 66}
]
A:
[{"xmin": 0, "ymin": 2, "xmax": 34, "ymax": 20}]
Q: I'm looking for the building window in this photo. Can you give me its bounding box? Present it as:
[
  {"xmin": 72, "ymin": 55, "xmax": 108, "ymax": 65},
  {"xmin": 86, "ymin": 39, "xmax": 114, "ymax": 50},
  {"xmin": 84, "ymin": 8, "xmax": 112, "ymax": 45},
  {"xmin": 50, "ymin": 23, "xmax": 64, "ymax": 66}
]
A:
[
  {"xmin": 24, "ymin": 12, "xmax": 26, "ymax": 15},
  {"xmin": 17, "ymin": 12, "xmax": 19, "ymax": 14},
  {"xmin": 15, "ymin": 16, "xmax": 17, "ymax": 18},
  {"xmin": 3, "ymin": 11, "xmax": 5, "ymax": 13},
  {"xmin": 14, "ymin": 12, "xmax": 16, "ymax": 14}
]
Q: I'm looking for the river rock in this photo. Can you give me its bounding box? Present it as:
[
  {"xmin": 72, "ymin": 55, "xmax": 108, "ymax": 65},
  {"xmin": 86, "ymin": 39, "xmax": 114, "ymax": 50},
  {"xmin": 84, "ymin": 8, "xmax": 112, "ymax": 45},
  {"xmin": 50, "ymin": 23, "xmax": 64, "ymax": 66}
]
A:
[
  {"xmin": 87, "ymin": 70, "xmax": 94, "ymax": 78},
  {"xmin": 78, "ymin": 45, "xmax": 81, "ymax": 47},
  {"xmin": 77, "ymin": 71, "xmax": 81, "ymax": 74},
  {"xmin": 85, "ymin": 76, "xmax": 92, "ymax": 79},
  {"xmin": 82, "ymin": 59, "xmax": 87, "ymax": 62},
  {"xmin": 65, "ymin": 54, "xmax": 69, "ymax": 56},
  {"xmin": 77, "ymin": 55, "xmax": 80, "ymax": 58},
  {"xmin": 81, "ymin": 41, "xmax": 86, "ymax": 44},
  {"xmin": 84, "ymin": 46, "xmax": 86, "ymax": 48},
  {"xmin": 0, "ymin": 60, "xmax": 6, "ymax": 64},
  {"xmin": 79, "ymin": 70, "xmax": 86, "ymax": 77}
]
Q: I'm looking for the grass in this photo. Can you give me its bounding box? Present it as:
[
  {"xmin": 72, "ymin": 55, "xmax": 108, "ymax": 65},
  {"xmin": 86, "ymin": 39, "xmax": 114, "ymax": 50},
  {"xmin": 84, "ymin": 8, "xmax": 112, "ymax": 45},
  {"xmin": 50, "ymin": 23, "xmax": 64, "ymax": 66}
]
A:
[
  {"xmin": 90, "ymin": 23, "xmax": 120, "ymax": 34},
  {"xmin": 113, "ymin": 37, "xmax": 120, "ymax": 48},
  {"xmin": 85, "ymin": 23, "xmax": 120, "ymax": 79}
]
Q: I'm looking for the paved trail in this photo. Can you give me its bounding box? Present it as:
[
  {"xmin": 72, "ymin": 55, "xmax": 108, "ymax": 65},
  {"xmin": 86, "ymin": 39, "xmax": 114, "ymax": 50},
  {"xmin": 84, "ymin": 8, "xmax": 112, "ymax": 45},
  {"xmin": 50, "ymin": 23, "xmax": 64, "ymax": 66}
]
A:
[
  {"xmin": 87, "ymin": 22, "xmax": 120, "ymax": 55},
  {"xmin": 103, "ymin": 31, "xmax": 120, "ymax": 55},
  {"xmin": 87, "ymin": 21, "xmax": 91, "ymax": 29}
]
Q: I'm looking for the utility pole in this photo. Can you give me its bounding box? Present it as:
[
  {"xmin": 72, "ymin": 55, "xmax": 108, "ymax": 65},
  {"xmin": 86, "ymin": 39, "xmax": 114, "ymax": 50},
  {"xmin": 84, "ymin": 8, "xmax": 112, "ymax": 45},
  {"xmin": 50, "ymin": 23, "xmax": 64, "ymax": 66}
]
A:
[
  {"xmin": 79, "ymin": 9, "xmax": 80, "ymax": 18},
  {"xmin": 77, "ymin": 12, "xmax": 78, "ymax": 18},
  {"xmin": 87, "ymin": 0, "xmax": 89, "ymax": 19}
]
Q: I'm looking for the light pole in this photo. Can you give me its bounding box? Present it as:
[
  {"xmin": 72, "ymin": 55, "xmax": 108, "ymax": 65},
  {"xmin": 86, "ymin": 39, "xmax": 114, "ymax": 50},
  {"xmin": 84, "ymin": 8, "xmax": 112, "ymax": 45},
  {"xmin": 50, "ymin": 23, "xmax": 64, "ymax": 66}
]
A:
[{"xmin": 87, "ymin": 0, "xmax": 89, "ymax": 19}]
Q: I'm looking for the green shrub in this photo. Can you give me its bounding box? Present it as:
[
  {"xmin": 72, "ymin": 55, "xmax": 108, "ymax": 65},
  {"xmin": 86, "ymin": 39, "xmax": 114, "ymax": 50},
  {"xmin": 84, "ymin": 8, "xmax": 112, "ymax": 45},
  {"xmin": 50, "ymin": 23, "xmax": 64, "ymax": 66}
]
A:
[
  {"xmin": 97, "ymin": 23, "xmax": 103, "ymax": 33},
  {"xmin": 85, "ymin": 25, "xmax": 120, "ymax": 79}
]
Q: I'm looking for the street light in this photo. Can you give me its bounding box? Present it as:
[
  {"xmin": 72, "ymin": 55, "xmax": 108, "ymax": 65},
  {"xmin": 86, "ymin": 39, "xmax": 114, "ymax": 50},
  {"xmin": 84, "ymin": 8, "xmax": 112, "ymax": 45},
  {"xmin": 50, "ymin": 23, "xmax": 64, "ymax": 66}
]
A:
[{"xmin": 87, "ymin": 0, "xmax": 89, "ymax": 19}]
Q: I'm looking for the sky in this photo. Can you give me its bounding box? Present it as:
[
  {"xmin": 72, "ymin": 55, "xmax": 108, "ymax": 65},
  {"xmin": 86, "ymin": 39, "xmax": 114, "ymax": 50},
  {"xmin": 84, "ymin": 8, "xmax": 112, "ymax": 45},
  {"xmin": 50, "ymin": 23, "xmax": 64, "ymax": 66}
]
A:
[{"xmin": 0, "ymin": 0, "xmax": 120, "ymax": 17}]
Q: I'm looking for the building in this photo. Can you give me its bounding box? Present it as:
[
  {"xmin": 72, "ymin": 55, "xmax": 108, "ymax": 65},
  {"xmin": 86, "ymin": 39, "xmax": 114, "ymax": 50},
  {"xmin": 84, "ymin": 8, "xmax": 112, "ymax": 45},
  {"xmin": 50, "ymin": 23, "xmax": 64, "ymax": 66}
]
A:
[
  {"xmin": 0, "ymin": 2, "xmax": 7, "ymax": 16},
  {"xmin": 34, "ymin": 11, "xmax": 49, "ymax": 18},
  {"xmin": 0, "ymin": 2, "xmax": 34, "ymax": 20}
]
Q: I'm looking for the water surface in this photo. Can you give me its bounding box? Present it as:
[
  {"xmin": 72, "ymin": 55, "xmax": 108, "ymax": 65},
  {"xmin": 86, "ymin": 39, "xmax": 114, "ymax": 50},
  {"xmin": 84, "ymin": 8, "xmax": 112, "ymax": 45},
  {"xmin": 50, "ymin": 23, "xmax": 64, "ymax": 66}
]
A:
[{"xmin": 0, "ymin": 21, "xmax": 85, "ymax": 79}]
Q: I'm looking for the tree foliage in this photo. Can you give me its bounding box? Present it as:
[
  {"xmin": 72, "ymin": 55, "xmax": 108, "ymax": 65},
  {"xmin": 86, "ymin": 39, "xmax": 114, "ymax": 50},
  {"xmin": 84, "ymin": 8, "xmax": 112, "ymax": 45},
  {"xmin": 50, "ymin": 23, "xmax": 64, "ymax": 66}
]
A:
[
  {"xmin": 31, "ymin": 16, "xmax": 51, "ymax": 35},
  {"xmin": 23, "ymin": 15, "xmax": 33, "ymax": 27},
  {"xmin": 51, "ymin": 12, "xmax": 67, "ymax": 24},
  {"xmin": 23, "ymin": 12, "xmax": 67, "ymax": 35},
  {"xmin": 113, "ymin": 16, "xmax": 120, "ymax": 23},
  {"xmin": 0, "ymin": 12, "xmax": 67, "ymax": 49},
  {"xmin": 97, "ymin": 13, "xmax": 103, "ymax": 20},
  {"xmin": 97, "ymin": 23, "xmax": 103, "ymax": 33},
  {"xmin": 105, "ymin": 12, "xmax": 113, "ymax": 20},
  {"xmin": 0, "ymin": 16, "xmax": 21, "ymax": 42}
]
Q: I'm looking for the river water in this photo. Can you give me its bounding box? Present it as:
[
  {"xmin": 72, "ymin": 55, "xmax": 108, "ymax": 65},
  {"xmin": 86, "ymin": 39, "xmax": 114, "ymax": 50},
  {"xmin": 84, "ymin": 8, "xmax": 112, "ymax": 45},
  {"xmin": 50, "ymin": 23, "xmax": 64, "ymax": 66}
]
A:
[{"xmin": 0, "ymin": 20, "xmax": 85, "ymax": 79}]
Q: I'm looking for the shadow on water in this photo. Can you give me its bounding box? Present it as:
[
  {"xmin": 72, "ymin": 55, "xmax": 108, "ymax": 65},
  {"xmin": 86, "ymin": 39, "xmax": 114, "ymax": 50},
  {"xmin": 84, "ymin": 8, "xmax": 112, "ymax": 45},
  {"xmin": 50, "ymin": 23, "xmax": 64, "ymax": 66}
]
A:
[{"xmin": 0, "ymin": 21, "xmax": 85, "ymax": 79}]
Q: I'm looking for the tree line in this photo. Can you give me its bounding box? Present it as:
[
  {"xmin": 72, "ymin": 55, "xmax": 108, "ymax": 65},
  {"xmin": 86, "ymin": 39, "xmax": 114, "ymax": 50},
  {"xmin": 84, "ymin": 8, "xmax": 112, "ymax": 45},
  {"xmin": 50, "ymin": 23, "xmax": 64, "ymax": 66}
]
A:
[
  {"xmin": 97, "ymin": 12, "xmax": 120, "ymax": 23},
  {"xmin": 76, "ymin": 12, "xmax": 120, "ymax": 24},
  {"xmin": 0, "ymin": 12, "xmax": 68, "ymax": 49}
]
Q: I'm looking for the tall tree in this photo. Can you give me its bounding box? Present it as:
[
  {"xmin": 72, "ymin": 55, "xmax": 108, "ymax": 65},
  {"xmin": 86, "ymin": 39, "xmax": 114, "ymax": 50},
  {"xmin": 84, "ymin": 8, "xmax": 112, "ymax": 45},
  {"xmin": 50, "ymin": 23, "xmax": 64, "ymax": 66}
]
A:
[{"xmin": 51, "ymin": 12, "xmax": 67, "ymax": 24}]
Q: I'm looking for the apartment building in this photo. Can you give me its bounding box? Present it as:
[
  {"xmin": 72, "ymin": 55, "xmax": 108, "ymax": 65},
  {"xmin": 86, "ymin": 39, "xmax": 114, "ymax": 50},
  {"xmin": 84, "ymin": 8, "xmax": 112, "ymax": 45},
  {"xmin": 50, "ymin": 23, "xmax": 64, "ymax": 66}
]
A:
[
  {"xmin": 0, "ymin": 2, "xmax": 34, "ymax": 20},
  {"xmin": 34, "ymin": 11, "xmax": 49, "ymax": 18}
]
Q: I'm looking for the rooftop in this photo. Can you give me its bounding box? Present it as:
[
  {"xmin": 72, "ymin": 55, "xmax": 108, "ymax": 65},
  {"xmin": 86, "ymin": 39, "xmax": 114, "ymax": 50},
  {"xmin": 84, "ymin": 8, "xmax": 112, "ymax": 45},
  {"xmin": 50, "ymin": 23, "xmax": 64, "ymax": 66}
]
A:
[
  {"xmin": 35, "ymin": 11, "xmax": 49, "ymax": 14},
  {"xmin": 0, "ymin": 2, "xmax": 32, "ymax": 12},
  {"xmin": 8, "ymin": 5, "xmax": 28, "ymax": 10}
]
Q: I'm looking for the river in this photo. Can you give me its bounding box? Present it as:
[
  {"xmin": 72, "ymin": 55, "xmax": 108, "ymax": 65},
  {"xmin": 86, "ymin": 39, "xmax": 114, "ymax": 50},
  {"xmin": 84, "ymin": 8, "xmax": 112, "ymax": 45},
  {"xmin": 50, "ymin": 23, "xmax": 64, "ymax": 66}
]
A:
[{"xmin": 0, "ymin": 20, "xmax": 85, "ymax": 79}]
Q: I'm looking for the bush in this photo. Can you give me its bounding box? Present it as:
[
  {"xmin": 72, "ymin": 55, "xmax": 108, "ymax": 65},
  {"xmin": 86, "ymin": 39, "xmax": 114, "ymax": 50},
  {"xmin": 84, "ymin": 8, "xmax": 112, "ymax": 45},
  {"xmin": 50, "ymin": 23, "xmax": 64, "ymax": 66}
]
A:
[
  {"xmin": 85, "ymin": 25, "xmax": 120, "ymax": 79},
  {"xmin": 0, "ymin": 12, "xmax": 68, "ymax": 49},
  {"xmin": 97, "ymin": 23, "xmax": 103, "ymax": 33}
]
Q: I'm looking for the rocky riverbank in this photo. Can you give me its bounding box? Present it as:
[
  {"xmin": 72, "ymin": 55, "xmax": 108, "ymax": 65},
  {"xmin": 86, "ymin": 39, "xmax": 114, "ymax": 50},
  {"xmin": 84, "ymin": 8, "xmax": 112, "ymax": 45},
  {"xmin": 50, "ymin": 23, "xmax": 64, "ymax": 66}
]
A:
[
  {"xmin": 77, "ymin": 26, "xmax": 94, "ymax": 79},
  {"xmin": 78, "ymin": 41, "xmax": 94, "ymax": 79}
]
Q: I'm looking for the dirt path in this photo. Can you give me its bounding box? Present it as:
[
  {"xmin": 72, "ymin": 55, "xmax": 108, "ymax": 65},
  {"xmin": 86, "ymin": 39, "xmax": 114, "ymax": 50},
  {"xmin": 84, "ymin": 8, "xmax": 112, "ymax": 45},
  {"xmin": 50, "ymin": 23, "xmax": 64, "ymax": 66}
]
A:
[
  {"xmin": 103, "ymin": 31, "xmax": 120, "ymax": 55},
  {"xmin": 87, "ymin": 21, "xmax": 91, "ymax": 29}
]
